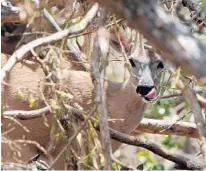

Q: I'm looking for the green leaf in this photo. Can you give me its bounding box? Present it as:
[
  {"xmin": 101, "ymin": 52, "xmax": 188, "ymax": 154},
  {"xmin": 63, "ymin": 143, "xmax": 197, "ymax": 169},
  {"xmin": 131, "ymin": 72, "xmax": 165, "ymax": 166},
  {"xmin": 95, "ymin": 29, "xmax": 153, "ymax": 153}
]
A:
[
  {"xmin": 203, "ymin": 0, "xmax": 206, "ymax": 11},
  {"xmin": 136, "ymin": 163, "xmax": 144, "ymax": 170},
  {"xmin": 29, "ymin": 94, "xmax": 37, "ymax": 108},
  {"xmin": 161, "ymin": 135, "xmax": 176, "ymax": 148},
  {"xmin": 120, "ymin": 166, "xmax": 130, "ymax": 170},
  {"xmin": 152, "ymin": 164, "xmax": 164, "ymax": 170},
  {"xmin": 112, "ymin": 162, "xmax": 120, "ymax": 170},
  {"xmin": 136, "ymin": 150, "xmax": 149, "ymax": 157},
  {"xmin": 15, "ymin": 90, "xmax": 26, "ymax": 101}
]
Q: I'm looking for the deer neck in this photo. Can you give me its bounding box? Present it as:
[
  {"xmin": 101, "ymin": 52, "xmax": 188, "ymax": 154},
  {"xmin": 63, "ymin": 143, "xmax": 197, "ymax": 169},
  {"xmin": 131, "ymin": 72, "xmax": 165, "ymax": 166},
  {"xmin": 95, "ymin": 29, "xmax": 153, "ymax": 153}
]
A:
[{"xmin": 106, "ymin": 76, "xmax": 148, "ymax": 134}]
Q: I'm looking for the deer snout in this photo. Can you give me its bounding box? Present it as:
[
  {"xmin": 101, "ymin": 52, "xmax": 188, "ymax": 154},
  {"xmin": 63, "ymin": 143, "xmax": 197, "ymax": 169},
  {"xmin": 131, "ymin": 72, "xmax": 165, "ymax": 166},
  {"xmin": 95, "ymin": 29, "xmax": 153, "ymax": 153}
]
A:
[{"xmin": 136, "ymin": 85, "xmax": 156, "ymax": 101}]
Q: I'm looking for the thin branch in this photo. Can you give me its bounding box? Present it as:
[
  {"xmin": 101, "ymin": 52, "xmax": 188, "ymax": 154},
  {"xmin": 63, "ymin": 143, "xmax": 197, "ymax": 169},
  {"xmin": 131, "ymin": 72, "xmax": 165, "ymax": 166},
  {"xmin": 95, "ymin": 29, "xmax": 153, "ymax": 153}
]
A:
[
  {"xmin": 2, "ymin": 138, "xmax": 50, "ymax": 159},
  {"xmin": 5, "ymin": 0, "xmax": 68, "ymax": 11},
  {"xmin": 90, "ymin": 9, "xmax": 112, "ymax": 169},
  {"xmin": 1, "ymin": 3, "xmax": 99, "ymax": 82},
  {"xmin": 161, "ymin": 90, "xmax": 206, "ymax": 108},
  {"xmin": 42, "ymin": 8, "xmax": 62, "ymax": 31},
  {"xmin": 2, "ymin": 106, "xmax": 51, "ymax": 120},
  {"xmin": 3, "ymin": 116, "xmax": 30, "ymax": 133},
  {"xmin": 54, "ymin": 105, "xmax": 200, "ymax": 169},
  {"xmin": 109, "ymin": 127, "xmax": 202, "ymax": 170}
]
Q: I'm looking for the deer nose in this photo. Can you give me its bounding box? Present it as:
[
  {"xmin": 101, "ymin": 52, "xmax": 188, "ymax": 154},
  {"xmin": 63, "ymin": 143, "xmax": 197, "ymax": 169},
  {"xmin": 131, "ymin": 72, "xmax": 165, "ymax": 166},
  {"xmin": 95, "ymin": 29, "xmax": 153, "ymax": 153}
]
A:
[{"xmin": 136, "ymin": 86, "xmax": 155, "ymax": 97}]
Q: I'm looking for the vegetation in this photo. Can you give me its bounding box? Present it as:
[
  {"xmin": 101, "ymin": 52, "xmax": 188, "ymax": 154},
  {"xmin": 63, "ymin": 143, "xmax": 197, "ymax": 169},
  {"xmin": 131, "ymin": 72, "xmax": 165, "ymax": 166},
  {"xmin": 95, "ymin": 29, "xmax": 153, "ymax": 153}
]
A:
[{"xmin": 1, "ymin": 0, "xmax": 206, "ymax": 170}]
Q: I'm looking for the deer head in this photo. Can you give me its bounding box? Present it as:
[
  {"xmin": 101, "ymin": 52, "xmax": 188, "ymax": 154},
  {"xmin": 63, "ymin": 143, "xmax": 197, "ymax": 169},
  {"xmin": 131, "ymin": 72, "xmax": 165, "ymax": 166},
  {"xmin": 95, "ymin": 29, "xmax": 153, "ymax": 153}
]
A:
[{"xmin": 109, "ymin": 30, "xmax": 164, "ymax": 103}]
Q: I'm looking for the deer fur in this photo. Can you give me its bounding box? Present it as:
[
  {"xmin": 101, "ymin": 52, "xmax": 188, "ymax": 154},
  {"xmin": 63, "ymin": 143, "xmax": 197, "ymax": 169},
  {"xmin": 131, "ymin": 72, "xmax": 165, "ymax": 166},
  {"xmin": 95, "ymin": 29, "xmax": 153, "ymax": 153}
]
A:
[{"xmin": 1, "ymin": 32, "xmax": 163, "ymax": 169}]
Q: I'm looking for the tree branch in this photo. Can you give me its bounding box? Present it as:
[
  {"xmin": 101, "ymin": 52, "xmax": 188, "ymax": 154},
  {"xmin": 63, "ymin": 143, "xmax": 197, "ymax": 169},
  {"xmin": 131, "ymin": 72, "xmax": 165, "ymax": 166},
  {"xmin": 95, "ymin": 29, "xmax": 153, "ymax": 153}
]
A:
[
  {"xmin": 135, "ymin": 118, "xmax": 199, "ymax": 139},
  {"xmin": 3, "ymin": 107, "xmax": 199, "ymax": 139},
  {"xmin": 109, "ymin": 127, "xmax": 202, "ymax": 170},
  {"xmin": 90, "ymin": 9, "xmax": 112, "ymax": 169},
  {"xmin": 2, "ymin": 106, "xmax": 51, "ymax": 120},
  {"xmin": 7, "ymin": 0, "xmax": 68, "ymax": 10}
]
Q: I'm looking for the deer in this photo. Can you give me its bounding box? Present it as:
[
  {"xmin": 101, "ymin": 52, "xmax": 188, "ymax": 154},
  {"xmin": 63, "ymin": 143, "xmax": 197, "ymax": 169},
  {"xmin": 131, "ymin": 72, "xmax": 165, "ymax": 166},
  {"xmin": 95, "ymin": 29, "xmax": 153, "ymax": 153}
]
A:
[{"xmin": 1, "ymin": 29, "xmax": 164, "ymax": 170}]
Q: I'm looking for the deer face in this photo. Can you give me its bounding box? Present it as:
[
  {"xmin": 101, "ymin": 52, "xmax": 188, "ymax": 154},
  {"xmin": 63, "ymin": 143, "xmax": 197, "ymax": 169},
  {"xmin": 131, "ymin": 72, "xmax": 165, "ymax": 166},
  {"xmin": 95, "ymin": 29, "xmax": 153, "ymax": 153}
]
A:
[{"xmin": 129, "ymin": 51, "xmax": 164, "ymax": 102}]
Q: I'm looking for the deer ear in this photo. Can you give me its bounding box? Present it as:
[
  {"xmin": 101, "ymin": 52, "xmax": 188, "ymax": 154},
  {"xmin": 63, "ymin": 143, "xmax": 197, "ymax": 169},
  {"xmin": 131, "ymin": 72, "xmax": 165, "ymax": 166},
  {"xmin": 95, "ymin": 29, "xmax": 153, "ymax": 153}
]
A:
[{"xmin": 109, "ymin": 30, "xmax": 132, "ymax": 55}]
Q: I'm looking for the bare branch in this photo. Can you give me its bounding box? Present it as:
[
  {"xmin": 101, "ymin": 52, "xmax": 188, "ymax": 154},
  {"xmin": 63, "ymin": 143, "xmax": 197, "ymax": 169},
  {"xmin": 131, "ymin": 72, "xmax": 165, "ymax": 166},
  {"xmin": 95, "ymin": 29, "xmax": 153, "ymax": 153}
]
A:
[
  {"xmin": 3, "ymin": 116, "xmax": 30, "ymax": 133},
  {"xmin": 2, "ymin": 106, "xmax": 51, "ymax": 120},
  {"xmin": 93, "ymin": 0, "xmax": 206, "ymax": 79},
  {"xmin": 7, "ymin": 0, "xmax": 68, "ymax": 10},
  {"xmin": 1, "ymin": 3, "xmax": 99, "ymax": 82},
  {"xmin": 109, "ymin": 127, "xmax": 202, "ymax": 170},
  {"xmin": 90, "ymin": 9, "xmax": 112, "ymax": 169},
  {"xmin": 161, "ymin": 88, "xmax": 206, "ymax": 109},
  {"xmin": 135, "ymin": 118, "xmax": 199, "ymax": 139}
]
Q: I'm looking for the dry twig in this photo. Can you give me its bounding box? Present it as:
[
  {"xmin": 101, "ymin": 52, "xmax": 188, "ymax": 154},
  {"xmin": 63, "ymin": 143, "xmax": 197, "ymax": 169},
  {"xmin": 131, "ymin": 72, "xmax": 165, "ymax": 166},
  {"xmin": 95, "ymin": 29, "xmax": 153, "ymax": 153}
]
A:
[
  {"xmin": 2, "ymin": 138, "xmax": 50, "ymax": 158},
  {"xmin": 3, "ymin": 106, "xmax": 51, "ymax": 120}
]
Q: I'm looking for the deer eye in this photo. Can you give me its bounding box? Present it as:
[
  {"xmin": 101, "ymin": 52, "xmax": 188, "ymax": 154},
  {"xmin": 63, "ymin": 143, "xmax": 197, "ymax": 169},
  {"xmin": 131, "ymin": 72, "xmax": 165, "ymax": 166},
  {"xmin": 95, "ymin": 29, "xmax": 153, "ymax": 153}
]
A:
[
  {"xmin": 129, "ymin": 58, "xmax": 136, "ymax": 67},
  {"xmin": 156, "ymin": 61, "xmax": 164, "ymax": 69}
]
